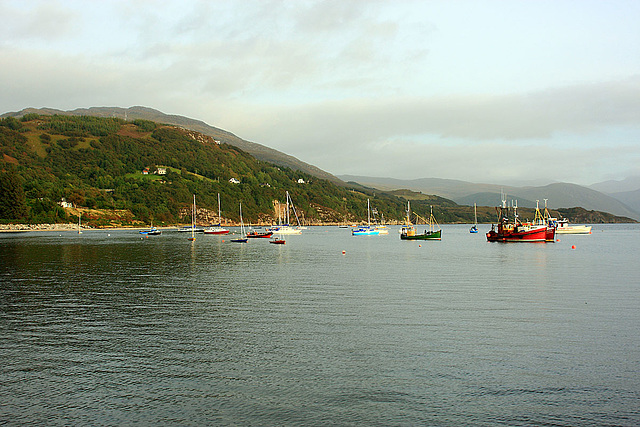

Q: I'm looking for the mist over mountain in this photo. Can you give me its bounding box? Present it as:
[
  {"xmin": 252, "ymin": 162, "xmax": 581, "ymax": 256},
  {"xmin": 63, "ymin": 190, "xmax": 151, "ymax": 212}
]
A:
[
  {"xmin": 589, "ymin": 176, "xmax": 640, "ymax": 193},
  {"xmin": 588, "ymin": 176, "xmax": 640, "ymax": 214}
]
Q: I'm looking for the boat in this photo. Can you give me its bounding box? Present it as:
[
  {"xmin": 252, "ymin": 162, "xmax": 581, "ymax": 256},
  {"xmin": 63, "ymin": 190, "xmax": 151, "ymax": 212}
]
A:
[
  {"xmin": 486, "ymin": 194, "xmax": 555, "ymax": 243},
  {"xmin": 178, "ymin": 197, "xmax": 204, "ymax": 234},
  {"xmin": 373, "ymin": 211, "xmax": 389, "ymax": 234},
  {"xmin": 400, "ymin": 202, "xmax": 442, "ymax": 240},
  {"xmin": 140, "ymin": 222, "xmax": 162, "ymax": 235},
  {"xmin": 178, "ymin": 225, "xmax": 204, "ymax": 233},
  {"xmin": 537, "ymin": 199, "xmax": 558, "ymax": 242},
  {"xmin": 230, "ymin": 202, "xmax": 248, "ymax": 243},
  {"xmin": 548, "ymin": 217, "xmax": 592, "ymax": 234},
  {"xmin": 352, "ymin": 225, "xmax": 379, "ymax": 236},
  {"xmin": 268, "ymin": 191, "xmax": 302, "ymax": 234},
  {"xmin": 187, "ymin": 195, "xmax": 197, "ymax": 241},
  {"xmin": 204, "ymin": 193, "xmax": 230, "ymax": 235},
  {"xmin": 246, "ymin": 229, "xmax": 273, "ymax": 238},
  {"xmin": 469, "ymin": 203, "xmax": 479, "ymax": 233},
  {"xmin": 352, "ymin": 199, "xmax": 380, "ymax": 236},
  {"xmin": 269, "ymin": 201, "xmax": 287, "ymax": 244},
  {"xmin": 375, "ymin": 225, "xmax": 389, "ymax": 235}
]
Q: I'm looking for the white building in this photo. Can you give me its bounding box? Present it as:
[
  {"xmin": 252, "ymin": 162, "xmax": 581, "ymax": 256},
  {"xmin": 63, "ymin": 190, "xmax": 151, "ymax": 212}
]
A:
[{"xmin": 58, "ymin": 198, "xmax": 73, "ymax": 208}]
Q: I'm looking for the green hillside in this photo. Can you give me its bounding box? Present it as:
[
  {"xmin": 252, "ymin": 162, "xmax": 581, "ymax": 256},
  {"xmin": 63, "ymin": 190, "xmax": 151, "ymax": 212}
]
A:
[{"xmin": 0, "ymin": 114, "xmax": 464, "ymax": 227}]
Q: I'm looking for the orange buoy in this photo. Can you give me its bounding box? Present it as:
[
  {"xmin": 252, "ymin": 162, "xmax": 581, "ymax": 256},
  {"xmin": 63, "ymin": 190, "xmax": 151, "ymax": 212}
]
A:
[
  {"xmin": 342, "ymin": 250, "xmax": 346, "ymax": 255},
  {"xmin": 571, "ymin": 245, "xmax": 576, "ymax": 249}
]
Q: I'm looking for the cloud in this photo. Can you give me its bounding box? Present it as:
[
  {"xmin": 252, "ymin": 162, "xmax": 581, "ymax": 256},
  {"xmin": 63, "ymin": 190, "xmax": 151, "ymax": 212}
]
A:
[
  {"xmin": 0, "ymin": 1, "xmax": 78, "ymax": 42},
  {"xmin": 1, "ymin": 1, "xmax": 639, "ymax": 185},
  {"xmin": 228, "ymin": 75, "xmax": 640, "ymax": 147}
]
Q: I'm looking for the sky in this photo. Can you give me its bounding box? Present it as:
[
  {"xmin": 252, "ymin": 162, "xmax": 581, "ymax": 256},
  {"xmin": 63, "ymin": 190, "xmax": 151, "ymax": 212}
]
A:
[{"xmin": 1, "ymin": 0, "xmax": 639, "ymax": 186}]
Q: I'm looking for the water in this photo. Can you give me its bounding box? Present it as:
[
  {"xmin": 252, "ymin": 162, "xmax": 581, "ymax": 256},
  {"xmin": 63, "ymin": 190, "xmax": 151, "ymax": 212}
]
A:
[{"xmin": 1, "ymin": 225, "xmax": 639, "ymax": 426}]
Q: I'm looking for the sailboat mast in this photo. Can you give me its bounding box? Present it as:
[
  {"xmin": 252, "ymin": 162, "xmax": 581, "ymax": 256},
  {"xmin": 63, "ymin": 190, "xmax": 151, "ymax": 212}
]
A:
[
  {"xmin": 191, "ymin": 195, "xmax": 196, "ymax": 240},
  {"xmin": 367, "ymin": 199, "xmax": 371, "ymax": 226},
  {"xmin": 474, "ymin": 203, "xmax": 477, "ymax": 226},
  {"xmin": 286, "ymin": 191, "xmax": 290, "ymax": 225},
  {"xmin": 218, "ymin": 193, "xmax": 221, "ymax": 225}
]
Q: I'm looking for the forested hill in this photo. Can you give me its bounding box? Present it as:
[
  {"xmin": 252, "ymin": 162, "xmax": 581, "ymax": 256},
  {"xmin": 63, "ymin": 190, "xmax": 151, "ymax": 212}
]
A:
[
  {"xmin": 0, "ymin": 114, "xmax": 456, "ymax": 227},
  {"xmin": 3, "ymin": 106, "xmax": 341, "ymax": 184}
]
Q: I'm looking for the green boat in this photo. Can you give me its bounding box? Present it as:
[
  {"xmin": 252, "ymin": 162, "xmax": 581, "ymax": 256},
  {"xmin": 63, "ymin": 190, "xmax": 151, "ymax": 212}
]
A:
[{"xmin": 400, "ymin": 203, "xmax": 442, "ymax": 240}]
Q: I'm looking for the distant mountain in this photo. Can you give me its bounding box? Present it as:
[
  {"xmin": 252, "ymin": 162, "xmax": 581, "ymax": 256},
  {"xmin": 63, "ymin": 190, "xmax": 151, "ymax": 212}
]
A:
[
  {"xmin": 3, "ymin": 106, "xmax": 342, "ymax": 184},
  {"xmin": 588, "ymin": 176, "xmax": 640, "ymax": 214},
  {"xmin": 339, "ymin": 175, "xmax": 640, "ymax": 220},
  {"xmin": 589, "ymin": 176, "xmax": 640, "ymax": 193},
  {"xmin": 339, "ymin": 175, "xmax": 512, "ymax": 199},
  {"xmin": 607, "ymin": 189, "xmax": 640, "ymax": 214},
  {"xmin": 456, "ymin": 192, "xmax": 537, "ymax": 209}
]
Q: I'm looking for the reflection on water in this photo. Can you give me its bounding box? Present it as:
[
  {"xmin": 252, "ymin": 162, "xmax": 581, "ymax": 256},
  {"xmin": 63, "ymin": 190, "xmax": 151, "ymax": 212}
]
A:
[{"xmin": 1, "ymin": 225, "xmax": 639, "ymax": 425}]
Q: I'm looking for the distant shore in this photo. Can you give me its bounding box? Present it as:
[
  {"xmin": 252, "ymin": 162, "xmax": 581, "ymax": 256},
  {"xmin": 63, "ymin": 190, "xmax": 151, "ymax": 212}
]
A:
[{"xmin": 0, "ymin": 223, "xmax": 138, "ymax": 232}]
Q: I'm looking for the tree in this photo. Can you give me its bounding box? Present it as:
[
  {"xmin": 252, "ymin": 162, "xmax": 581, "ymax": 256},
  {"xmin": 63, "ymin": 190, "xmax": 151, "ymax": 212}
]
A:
[{"xmin": 0, "ymin": 168, "xmax": 28, "ymax": 220}]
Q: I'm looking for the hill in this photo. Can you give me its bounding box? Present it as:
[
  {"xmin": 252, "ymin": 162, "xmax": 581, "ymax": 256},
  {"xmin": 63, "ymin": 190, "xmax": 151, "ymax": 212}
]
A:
[
  {"xmin": 2, "ymin": 106, "xmax": 342, "ymax": 184},
  {"xmin": 2, "ymin": 113, "xmax": 634, "ymax": 227},
  {"xmin": 340, "ymin": 175, "xmax": 640, "ymax": 220},
  {"xmin": 0, "ymin": 114, "xmax": 459, "ymax": 227}
]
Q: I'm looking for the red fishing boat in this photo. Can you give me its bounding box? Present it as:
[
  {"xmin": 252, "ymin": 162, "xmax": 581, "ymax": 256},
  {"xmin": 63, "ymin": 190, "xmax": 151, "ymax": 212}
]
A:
[
  {"xmin": 246, "ymin": 229, "xmax": 273, "ymax": 238},
  {"xmin": 486, "ymin": 195, "xmax": 555, "ymax": 243}
]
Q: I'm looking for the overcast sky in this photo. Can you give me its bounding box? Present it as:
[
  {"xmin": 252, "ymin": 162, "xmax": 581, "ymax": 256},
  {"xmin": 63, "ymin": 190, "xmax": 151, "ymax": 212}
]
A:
[{"xmin": 2, "ymin": 0, "xmax": 639, "ymax": 185}]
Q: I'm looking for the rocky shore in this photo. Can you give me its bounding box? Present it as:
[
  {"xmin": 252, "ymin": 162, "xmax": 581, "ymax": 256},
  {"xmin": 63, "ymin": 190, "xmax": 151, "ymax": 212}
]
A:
[{"xmin": 0, "ymin": 223, "xmax": 88, "ymax": 232}]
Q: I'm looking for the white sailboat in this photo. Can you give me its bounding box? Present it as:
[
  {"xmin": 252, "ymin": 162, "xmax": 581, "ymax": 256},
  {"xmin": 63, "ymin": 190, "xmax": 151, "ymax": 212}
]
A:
[
  {"xmin": 204, "ymin": 193, "xmax": 230, "ymax": 235},
  {"xmin": 269, "ymin": 191, "xmax": 302, "ymax": 234},
  {"xmin": 470, "ymin": 203, "xmax": 478, "ymax": 233},
  {"xmin": 231, "ymin": 202, "xmax": 248, "ymax": 243}
]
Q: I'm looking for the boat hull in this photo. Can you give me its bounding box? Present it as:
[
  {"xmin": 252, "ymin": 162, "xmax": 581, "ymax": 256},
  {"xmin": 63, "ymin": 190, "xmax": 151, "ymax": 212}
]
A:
[
  {"xmin": 140, "ymin": 228, "xmax": 161, "ymax": 235},
  {"xmin": 556, "ymin": 225, "xmax": 592, "ymax": 234},
  {"xmin": 204, "ymin": 228, "xmax": 229, "ymax": 235},
  {"xmin": 179, "ymin": 227, "xmax": 204, "ymax": 233},
  {"xmin": 486, "ymin": 224, "xmax": 550, "ymax": 242},
  {"xmin": 401, "ymin": 229, "xmax": 441, "ymax": 240},
  {"xmin": 268, "ymin": 226, "xmax": 302, "ymax": 235},
  {"xmin": 246, "ymin": 232, "xmax": 273, "ymax": 238},
  {"xmin": 352, "ymin": 227, "xmax": 379, "ymax": 236}
]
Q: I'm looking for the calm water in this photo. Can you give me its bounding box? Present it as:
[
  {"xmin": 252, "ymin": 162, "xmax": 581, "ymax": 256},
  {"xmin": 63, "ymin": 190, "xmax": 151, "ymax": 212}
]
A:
[{"xmin": 1, "ymin": 224, "xmax": 639, "ymax": 426}]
